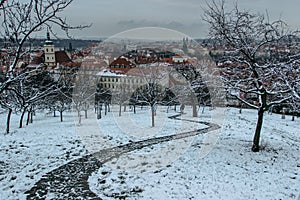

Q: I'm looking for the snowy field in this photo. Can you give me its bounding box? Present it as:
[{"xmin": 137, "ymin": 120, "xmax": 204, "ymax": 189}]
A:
[{"xmin": 0, "ymin": 106, "xmax": 299, "ymax": 199}]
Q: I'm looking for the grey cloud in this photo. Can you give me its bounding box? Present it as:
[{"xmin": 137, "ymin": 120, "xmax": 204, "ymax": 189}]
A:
[
  {"xmin": 117, "ymin": 20, "xmax": 187, "ymax": 29},
  {"xmin": 61, "ymin": 0, "xmax": 300, "ymax": 39},
  {"xmin": 116, "ymin": 19, "xmax": 208, "ymax": 38},
  {"xmin": 117, "ymin": 20, "xmax": 159, "ymax": 28}
]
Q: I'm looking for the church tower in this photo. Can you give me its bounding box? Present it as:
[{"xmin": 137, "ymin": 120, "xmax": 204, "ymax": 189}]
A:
[
  {"xmin": 44, "ymin": 30, "xmax": 56, "ymax": 68},
  {"xmin": 182, "ymin": 37, "xmax": 188, "ymax": 54}
]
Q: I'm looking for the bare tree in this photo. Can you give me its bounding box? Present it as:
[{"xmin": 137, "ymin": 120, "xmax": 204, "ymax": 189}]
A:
[
  {"xmin": 0, "ymin": 86, "xmax": 21, "ymax": 133},
  {"xmin": 111, "ymin": 81, "xmax": 131, "ymax": 117},
  {"xmin": 72, "ymin": 70, "xmax": 96, "ymax": 125},
  {"xmin": 128, "ymin": 66, "xmax": 171, "ymax": 127},
  {"xmin": 0, "ymin": 0, "xmax": 89, "ymax": 94},
  {"xmin": 46, "ymin": 87, "xmax": 72, "ymax": 122},
  {"xmin": 204, "ymin": 0, "xmax": 298, "ymax": 152},
  {"xmin": 17, "ymin": 70, "xmax": 57, "ymax": 128}
]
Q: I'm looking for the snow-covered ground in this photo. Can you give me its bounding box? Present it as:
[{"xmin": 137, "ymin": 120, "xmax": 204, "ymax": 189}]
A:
[
  {"xmin": 0, "ymin": 111, "xmax": 87, "ymax": 199},
  {"xmin": 0, "ymin": 106, "xmax": 299, "ymax": 199}
]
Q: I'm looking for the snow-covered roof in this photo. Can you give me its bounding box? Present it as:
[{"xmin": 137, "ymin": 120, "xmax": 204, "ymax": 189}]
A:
[{"xmin": 96, "ymin": 69, "xmax": 126, "ymax": 77}]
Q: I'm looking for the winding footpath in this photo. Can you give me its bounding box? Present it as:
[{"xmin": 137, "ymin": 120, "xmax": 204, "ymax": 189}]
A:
[{"xmin": 25, "ymin": 114, "xmax": 220, "ymax": 199}]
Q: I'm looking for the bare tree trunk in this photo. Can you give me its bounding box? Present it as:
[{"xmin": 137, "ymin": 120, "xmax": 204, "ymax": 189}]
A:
[
  {"xmin": 85, "ymin": 110, "xmax": 88, "ymax": 119},
  {"xmin": 281, "ymin": 109, "xmax": 286, "ymax": 119},
  {"xmin": 151, "ymin": 106, "xmax": 155, "ymax": 127},
  {"xmin": 99, "ymin": 108, "xmax": 102, "ymax": 119},
  {"xmin": 30, "ymin": 110, "xmax": 33, "ymax": 123},
  {"xmin": 26, "ymin": 110, "xmax": 30, "ymax": 126},
  {"xmin": 192, "ymin": 104, "xmax": 197, "ymax": 117},
  {"xmin": 77, "ymin": 110, "xmax": 81, "ymax": 125},
  {"xmin": 202, "ymin": 106, "xmax": 205, "ymax": 114},
  {"xmin": 19, "ymin": 107, "xmax": 28, "ymax": 128},
  {"xmin": 96, "ymin": 104, "xmax": 101, "ymax": 119},
  {"xmin": 6, "ymin": 108, "xmax": 12, "ymax": 134},
  {"xmin": 60, "ymin": 111, "xmax": 63, "ymax": 122},
  {"xmin": 252, "ymin": 107, "xmax": 264, "ymax": 152},
  {"xmin": 119, "ymin": 104, "xmax": 122, "ymax": 116}
]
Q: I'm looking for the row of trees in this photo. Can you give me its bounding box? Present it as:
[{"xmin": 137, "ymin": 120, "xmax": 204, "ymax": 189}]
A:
[
  {"xmin": 94, "ymin": 62, "xmax": 214, "ymax": 128},
  {"xmin": 0, "ymin": 0, "xmax": 90, "ymax": 133},
  {"xmin": 0, "ymin": 68, "xmax": 76, "ymax": 133}
]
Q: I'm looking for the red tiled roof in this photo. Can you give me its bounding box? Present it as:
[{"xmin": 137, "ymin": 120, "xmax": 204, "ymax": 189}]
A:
[
  {"xmin": 55, "ymin": 51, "xmax": 72, "ymax": 64},
  {"xmin": 110, "ymin": 57, "xmax": 134, "ymax": 67},
  {"xmin": 109, "ymin": 67, "xmax": 131, "ymax": 74}
]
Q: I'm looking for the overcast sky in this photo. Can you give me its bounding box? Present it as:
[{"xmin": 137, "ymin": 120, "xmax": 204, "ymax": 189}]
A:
[{"xmin": 60, "ymin": 0, "xmax": 300, "ymax": 39}]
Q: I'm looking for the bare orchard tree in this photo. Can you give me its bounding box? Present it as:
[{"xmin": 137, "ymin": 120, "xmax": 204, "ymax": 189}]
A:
[
  {"xmin": 110, "ymin": 80, "xmax": 131, "ymax": 117},
  {"xmin": 0, "ymin": 85, "xmax": 23, "ymax": 133},
  {"xmin": 17, "ymin": 70, "xmax": 57, "ymax": 128},
  {"xmin": 169, "ymin": 65, "xmax": 199, "ymax": 117},
  {"xmin": 281, "ymin": 54, "xmax": 300, "ymax": 100},
  {"xmin": 203, "ymin": 0, "xmax": 298, "ymax": 152},
  {"xmin": 128, "ymin": 66, "xmax": 171, "ymax": 127},
  {"xmin": 0, "ymin": 0, "xmax": 89, "ymax": 94},
  {"xmin": 72, "ymin": 71, "xmax": 97, "ymax": 125}
]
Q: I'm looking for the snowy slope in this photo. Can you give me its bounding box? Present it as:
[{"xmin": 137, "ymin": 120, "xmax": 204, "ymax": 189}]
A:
[
  {"xmin": 88, "ymin": 107, "xmax": 300, "ymax": 200},
  {"xmin": 0, "ymin": 112, "xmax": 87, "ymax": 199},
  {"xmin": 0, "ymin": 107, "xmax": 299, "ymax": 199}
]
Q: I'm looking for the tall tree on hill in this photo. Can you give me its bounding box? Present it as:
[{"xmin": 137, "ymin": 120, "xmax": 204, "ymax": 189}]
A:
[{"xmin": 203, "ymin": 0, "xmax": 299, "ymax": 152}]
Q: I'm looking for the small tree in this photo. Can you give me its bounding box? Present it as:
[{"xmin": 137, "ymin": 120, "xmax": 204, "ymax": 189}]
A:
[
  {"xmin": 129, "ymin": 66, "xmax": 170, "ymax": 127},
  {"xmin": 17, "ymin": 70, "xmax": 57, "ymax": 128},
  {"xmin": 204, "ymin": 0, "xmax": 298, "ymax": 152},
  {"xmin": 52, "ymin": 88, "xmax": 72, "ymax": 122},
  {"xmin": 0, "ymin": 87, "xmax": 20, "ymax": 133},
  {"xmin": 72, "ymin": 71, "xmax": 96, "ymax": 125}
]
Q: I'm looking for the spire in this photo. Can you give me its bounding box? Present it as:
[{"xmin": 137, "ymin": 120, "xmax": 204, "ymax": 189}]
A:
[
  {"xmin": 183, "ymin": 37, "xmax": 188, "ymax": 54},
  {"xmin": 45, "ymin": 28, "xmax": 53, "ymax": 45},
  {"xmin": 46, "ymin": 28, "xmax": 50, "ymax": 40}
]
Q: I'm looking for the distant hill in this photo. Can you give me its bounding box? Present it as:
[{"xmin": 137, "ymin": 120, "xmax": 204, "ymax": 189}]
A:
[{"xmin": 0, "ymin": 38, "xmax": 102, "ymax": 49}]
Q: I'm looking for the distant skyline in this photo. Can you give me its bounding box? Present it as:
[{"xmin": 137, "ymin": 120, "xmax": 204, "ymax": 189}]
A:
[{"xmin": 49, "ymin": 0, "xmax": 300, "ymax": 40}]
